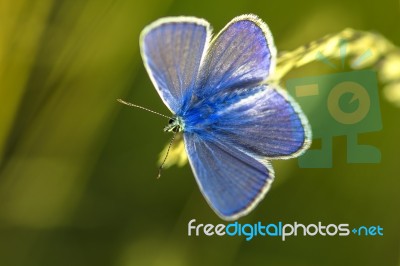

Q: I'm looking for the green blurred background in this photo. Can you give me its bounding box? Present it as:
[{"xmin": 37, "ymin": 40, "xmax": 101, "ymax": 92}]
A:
[{"xmin": 1, "ymin": 0, "xmax": 399, "ymax": 265}]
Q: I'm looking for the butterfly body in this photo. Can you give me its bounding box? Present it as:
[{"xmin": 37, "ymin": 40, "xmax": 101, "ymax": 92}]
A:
[
  {"xmin": 139, "ymin": 14, "xmax": 311, "ymax": 220},
  {"xmin": 164, "ymin": 116, "xmax": 184, "ymax": 133}
]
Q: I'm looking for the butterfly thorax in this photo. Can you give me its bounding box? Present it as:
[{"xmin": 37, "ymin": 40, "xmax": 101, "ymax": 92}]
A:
[
  {"xmin": 164, "ymin": 116, "xmax": 184, "ymax": 133},
  {"xmin": 181, "ymin": 86, "xmax": 265, "ymax": 135}
]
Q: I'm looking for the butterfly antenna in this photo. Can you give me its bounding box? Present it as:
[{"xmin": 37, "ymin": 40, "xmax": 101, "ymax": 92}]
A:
[
  {"xmin": 157, "ymin": 131, "xmax": 178, "ymax": 179},
  {"xmin": 117, "ymin": 99, "xmax": 170, "ymax": 119}
]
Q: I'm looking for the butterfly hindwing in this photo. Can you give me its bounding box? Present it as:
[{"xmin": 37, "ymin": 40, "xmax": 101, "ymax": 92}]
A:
[
  {"xmin": 184, "ymin": 84, "xmax": 311, "ymax": 162},
  {"xmin": 140, "ymin": 17, "xmax": 212, "ymax": 113},
  {"xmin": 196, "ymin": 14, "xmax": 276, "ymax": 97},
  {"xmin": 184, "ymin": 133, "xmax": 274, "ymax": 220}
]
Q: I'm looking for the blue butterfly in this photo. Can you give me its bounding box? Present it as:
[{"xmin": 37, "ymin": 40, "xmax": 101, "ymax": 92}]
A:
[{"xmin": 139, "ymin": 14, "xmax": 311, "ymax": 220}]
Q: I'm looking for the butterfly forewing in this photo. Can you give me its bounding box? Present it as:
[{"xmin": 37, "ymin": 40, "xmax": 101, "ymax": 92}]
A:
[
  {"xmin": 140, "ymin": 17, "xmax": 211, "ymax": 113},
  {"xmin": 184, "ymin": 133, "xmax": 274, "ymax": 220}
]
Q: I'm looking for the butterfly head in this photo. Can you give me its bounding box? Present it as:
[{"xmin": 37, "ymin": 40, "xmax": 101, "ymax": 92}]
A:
[{"xmin": 164, "ymin": 116, "xmax": 184, "ymax": 133}]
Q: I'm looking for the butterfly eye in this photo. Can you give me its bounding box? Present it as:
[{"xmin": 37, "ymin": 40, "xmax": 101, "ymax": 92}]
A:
[{"xmin": 168, "ymin": 118, "xmax": 175, "ymax": 124}]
